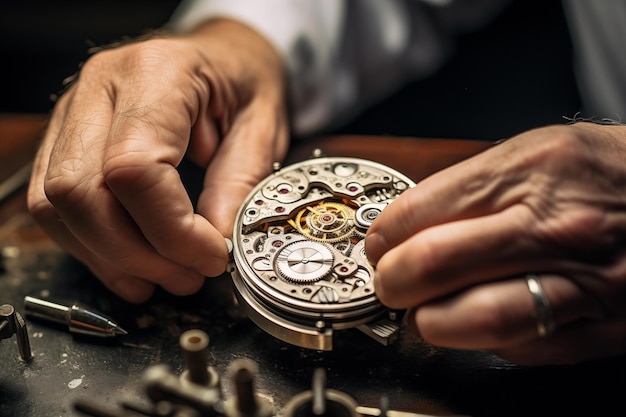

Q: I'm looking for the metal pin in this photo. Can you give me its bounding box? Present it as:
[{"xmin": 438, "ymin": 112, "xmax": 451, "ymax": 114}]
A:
[
  {"xmin": 0, "ymin": 304, "xmax": 33, "ymax": 361},
  {"xmin": 14, "ymin": 310, "xmax": 32, "ymax": 361},
  {"xmin": 223, "ymin": 358, "xmax": 273, "ymax": 417},
  {"xmin": 312, "ymin": 368, "xmax": 327, "ymax": 416},
  {"xmin": 379, "ymin": 395, "xmax": 389, "ymax": 417},
  {"xmin": 224, "ymin": 237, "xmax": 234, "ymax": 254},
  {"xmin": 311, "ymin": 148, "xmax": 325, "ymax": 158},
  {"xmin": 180, "ymin": 329, "xmax": 210, "ymax": 386},
  {"xmin": 143, "ymin": 364, "xmax": 221, "ymax": 414},
  {"xmin": 231, "ymin": 359, "xmax": 258, "ymax": 414}
]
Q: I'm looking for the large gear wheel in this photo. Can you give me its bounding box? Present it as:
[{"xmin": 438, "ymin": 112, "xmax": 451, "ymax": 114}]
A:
[
  {"xmin": 292, "ymin": 201, "xmax": 356, "ymax": 243},
  {"xmin": 275, "ymin": 240, "xmax": 334, "ymax": 283}
]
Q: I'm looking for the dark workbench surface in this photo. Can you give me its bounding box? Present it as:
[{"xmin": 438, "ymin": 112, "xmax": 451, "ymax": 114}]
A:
[{"xmin": 1, "ymin": 114, "xmax": 623, "ymax": 417}]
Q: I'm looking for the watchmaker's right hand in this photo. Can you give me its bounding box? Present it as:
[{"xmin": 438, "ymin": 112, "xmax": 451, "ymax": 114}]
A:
[{"xmin": 27, "ymin": 19, "xmax": 289, "ymax": 303}]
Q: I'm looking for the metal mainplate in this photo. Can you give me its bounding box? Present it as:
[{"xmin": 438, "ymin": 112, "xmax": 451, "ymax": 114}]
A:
[{"xmin": 230, "ymin": 156, "xmax": 414, "ymax": 349}]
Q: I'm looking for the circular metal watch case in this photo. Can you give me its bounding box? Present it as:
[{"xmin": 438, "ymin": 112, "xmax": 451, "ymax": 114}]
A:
[{"xmin": 229, "ymin": 155, "xmax": 415, "ymax": 350}]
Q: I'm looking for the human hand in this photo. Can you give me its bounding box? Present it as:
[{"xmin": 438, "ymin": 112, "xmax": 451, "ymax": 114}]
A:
[
  {"xmin": 27, "ymin": 20, "xmax": 289, "ymax": 303},
  {"xmin": 366, "ymin": 123, "xmax": 626, "ymax": 365}
]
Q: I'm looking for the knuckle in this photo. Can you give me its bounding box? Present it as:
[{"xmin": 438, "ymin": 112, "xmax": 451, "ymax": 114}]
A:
[
  {"xmin": 116, "ymin": 39, "xmax": 188, "ymax": 80},
  {"xmin": 102, "ymin": 152, "xmax": 148, "ymax": 188},
  {"xmin": 533, "ymin": 125, "xmax": 590, "ymax": 163},
  {"xmin": 129, "ymin": 40, "xmax": 178, "ymax": 65},
  {"xmin": 79, "ymin": 39, "xmax": 186, "ymax": 87},
  {"xmin": 26, "ymin": 192, "xmax": 57, "ymax": 223},
  {"xmin": 80, "ymin": 50, "xmax": 110, "ymax": 72},
  {"xmin": 43, "ymin": 169, "xmax": 86, "ymax": 207}
]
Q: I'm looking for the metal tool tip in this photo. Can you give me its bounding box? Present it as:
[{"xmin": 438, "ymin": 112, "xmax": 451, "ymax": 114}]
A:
[{"xmin": 114, "ymin": 327, "xmax": 128, "ymax": 336}]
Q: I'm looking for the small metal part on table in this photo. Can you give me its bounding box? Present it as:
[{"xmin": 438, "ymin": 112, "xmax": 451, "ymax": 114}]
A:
[
  {"xmin": 71, "ymin": 328, "xmax": 469, "ymax": 417},
  {"xmin": 223, "ymin": 358, "xmax": 273, "ymax": 417},
  {"xmin": 0, "ymin": 303, "xmax": 33, "ymax": 361},
  {"xmin": 180, "ymin": 329, "xmax": 221, "ymax": 389},
  {"xmin": 282, "ymin": 367, "xmax": 360, "ymax": 417}
]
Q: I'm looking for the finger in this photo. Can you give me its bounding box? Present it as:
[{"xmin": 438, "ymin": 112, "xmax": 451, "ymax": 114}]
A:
[
  {"xmin": 28, "ymin": 93, "xmax": 157, "ymax": 303},
  {"xmin": 28, "ymin": 91, "xmax": 94, "ymax": 262},
  {"xmin": 365, "ymin": 156, "xmax": 496, "ymax": 263},
  {"xmin": 492, "ymin": 319, "xmax": 626, "ymax": 366},
  {"xmin": 408, "ymin": 274, "xmax": 604, "ymax": 351},
  {"xmin": 100, "ymin": 48, "xmax": 230, "ymax": 278},
  {"xmin": 87, "ymin": 261, "xmax": 157, "ymax": 303},
  {"xmin": 366, "ymin": 138, "xmax": 530, "ymax": 264},
  {"xmin": 102, "ymin": 112, "xmax": 229, "ymax": 277},
  {"xmin": 44, "ymin": 55, "xmax": 207, "ymax": 296},
  {"xmin": 32, "ymin": 181, "xmax": 158, "ymax": 303},
  {"xmin": 196, "ymin": 100, "xmax": 289, "ymax": 237},
  {"xmin": 28, "ymin": 92, "xmax": 68, "ymax": 212},
  {"xmin": 374, "ymin": 203, "xmax": 563, "ymax": 309}
]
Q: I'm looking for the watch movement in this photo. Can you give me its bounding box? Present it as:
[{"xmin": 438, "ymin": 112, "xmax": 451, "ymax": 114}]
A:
[{"xmin": 228, "ymin": 153, "xmax": 415, "ymax": 350}]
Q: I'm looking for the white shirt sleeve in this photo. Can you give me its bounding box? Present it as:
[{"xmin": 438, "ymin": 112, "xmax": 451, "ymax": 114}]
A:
[
  {"xmin": 562, "ymin": 0, "xmax": 626, "ymax": 122},
  {"xmin": 168, "ymin": 0, "xmax": 508, "ymax": 136}
]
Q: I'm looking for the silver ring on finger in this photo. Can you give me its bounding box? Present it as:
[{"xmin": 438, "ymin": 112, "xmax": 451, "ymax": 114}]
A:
[{"xmin": 525, "ymin": 274, "xmax": 556, "ymax": 338}]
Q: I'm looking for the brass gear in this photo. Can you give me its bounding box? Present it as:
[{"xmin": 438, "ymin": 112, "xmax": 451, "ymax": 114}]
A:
[{"xmin": 292, "ymin": 201, "xmax": 356, "ymax": 243}]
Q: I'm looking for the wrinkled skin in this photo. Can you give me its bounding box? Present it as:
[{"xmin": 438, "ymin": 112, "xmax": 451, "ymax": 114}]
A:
[
  {"xmin": 27, "ymin": 20, "xmax": 289, "ymax": 303},
  {"xmin": 366, "ymin": 122, "xmax": 626, "ymax": 365}
]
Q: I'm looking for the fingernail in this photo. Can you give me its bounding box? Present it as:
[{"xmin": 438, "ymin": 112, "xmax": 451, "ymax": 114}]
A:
[{"xmin": 365, "ymin": 232, "xmax": 384, "ymax": 265}]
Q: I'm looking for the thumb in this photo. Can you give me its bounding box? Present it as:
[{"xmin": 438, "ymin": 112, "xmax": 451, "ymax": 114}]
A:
[{"xmin": 196, "ymin": 108, "xmax": 288, "ymax": 237}]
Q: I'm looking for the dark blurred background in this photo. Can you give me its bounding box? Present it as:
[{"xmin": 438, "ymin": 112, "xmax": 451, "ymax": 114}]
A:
[
  {"xmin": 1, "ymin": 0, "xmax": 580, "ymax": 142},
  {"xmin": 0, "ymin": 1, "xmax": 181, "ymax": 112}
]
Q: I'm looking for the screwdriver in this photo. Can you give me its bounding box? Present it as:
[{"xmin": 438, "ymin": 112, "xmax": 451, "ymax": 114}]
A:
[{"xmin": 24, "ymin": 296, "xmax": 128, "ymax": 338}]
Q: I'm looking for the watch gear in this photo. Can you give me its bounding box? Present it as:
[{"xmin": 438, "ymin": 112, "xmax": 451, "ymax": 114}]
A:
[
  {"xmin": 275, "ymin": 240, "xmax": 334, "ymax": 283},
  {"xmin": 229, "ymin": 155, "xmax": 415, "ymax": 350},
  {"xmin": 291, "ymin": 201, "xmax": 356, "ymax": 243}
]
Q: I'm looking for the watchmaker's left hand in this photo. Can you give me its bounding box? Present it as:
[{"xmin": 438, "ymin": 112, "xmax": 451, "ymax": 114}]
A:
[
  {"xmin": 27, "ymin": 19, "xmax": 288, "ymax": 303},
  {"xmin": 366, "ymin": 122, "xmax": 626, "ymax": 365}
]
